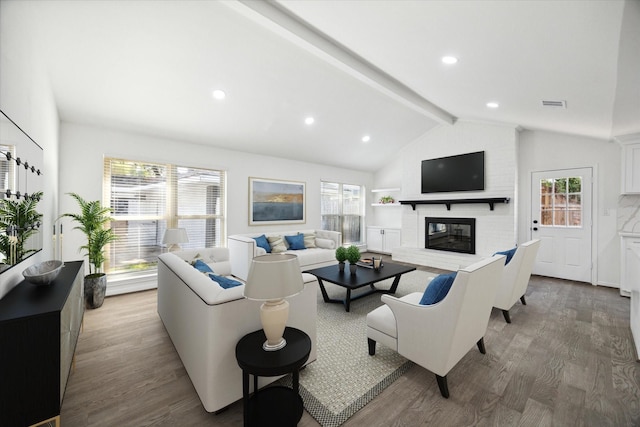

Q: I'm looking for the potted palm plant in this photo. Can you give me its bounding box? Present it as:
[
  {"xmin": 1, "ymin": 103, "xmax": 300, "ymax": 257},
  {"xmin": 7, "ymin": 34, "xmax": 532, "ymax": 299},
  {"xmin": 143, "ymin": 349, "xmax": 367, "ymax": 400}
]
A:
[
  {"xmin": 0, "ymin": 191, "xmax": 43, "ymax": 267},
  {"xmin": 60, "ymin": 193, "xmax": 117, "ymax": 309},
  {"xmin": 345, "ymin": 245, "xmax": 361, "ymax": 275}
]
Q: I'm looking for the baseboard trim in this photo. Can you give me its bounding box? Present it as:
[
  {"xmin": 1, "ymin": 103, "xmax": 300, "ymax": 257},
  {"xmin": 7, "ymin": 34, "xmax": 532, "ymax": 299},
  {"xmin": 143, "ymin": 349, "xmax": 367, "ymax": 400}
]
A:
[{"xmin": 107, "ymin": 274, "xmax": 157, "ymax": 296}]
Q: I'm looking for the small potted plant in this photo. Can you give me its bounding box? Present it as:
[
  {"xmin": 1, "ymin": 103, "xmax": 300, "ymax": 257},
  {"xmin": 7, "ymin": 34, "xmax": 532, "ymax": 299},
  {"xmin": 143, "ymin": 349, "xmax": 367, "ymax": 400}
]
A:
[
  {"xmin": 335, "ymin": 246, "xmax": 347, "ymax": 272},
  {"xmin": 60, "ymin": 193, "xmax": 117, "ymax": 309},
  {"xmin": 379, "ymin": 195, "xmax": 395, "ymax": 204},
  {"xmin": 345, "ymin": 245, "xmax": 361, "ymax": 275}
]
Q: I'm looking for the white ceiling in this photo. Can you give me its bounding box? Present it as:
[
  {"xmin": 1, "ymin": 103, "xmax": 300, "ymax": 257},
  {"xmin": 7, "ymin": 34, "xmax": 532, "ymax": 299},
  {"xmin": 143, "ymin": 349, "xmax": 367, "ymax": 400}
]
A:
[{"xmin": 23, "ymin": 0, "xmax": 638, "ymax": 172}]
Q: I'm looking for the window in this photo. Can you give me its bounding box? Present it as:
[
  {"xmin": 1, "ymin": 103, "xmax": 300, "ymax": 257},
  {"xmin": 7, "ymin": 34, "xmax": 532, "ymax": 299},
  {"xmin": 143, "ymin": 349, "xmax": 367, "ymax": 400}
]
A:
[
  {"xmin": 104, "ymin": 158, "xmax": 226, "ymax": 275},
  {"xmin": 320, "ymin": 181, "xmax": 364, "ymax": 244},
  {"xmin": 539, "ymin": 176, "xmax": 582, "ymax": 227}
]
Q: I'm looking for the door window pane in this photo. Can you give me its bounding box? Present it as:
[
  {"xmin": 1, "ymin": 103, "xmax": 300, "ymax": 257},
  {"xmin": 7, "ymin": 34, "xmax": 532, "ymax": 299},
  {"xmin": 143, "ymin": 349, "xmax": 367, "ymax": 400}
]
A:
[
  {"xmin": 567, "ymin": 210, "xmax": 582, "ymax": 226},
  {"xmin": 568, "ymin": 177, "xmax": 581, "ymax": 193},
  {"xmin": 554, "ymin": 178, "xmax": 567, "ymax": 193},
  {"xmin": 554, "ymin": 194, "xmax": 567, "ymax": 207},
  {"xmin": 553, "ymin": 210, "xmax": 566, "ymax": 226}
]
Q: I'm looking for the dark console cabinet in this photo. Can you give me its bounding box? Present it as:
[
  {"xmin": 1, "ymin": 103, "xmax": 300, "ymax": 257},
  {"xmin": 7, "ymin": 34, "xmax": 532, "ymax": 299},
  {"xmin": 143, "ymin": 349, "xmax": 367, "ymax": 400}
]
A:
[{"xmin": 0, "ymin": 261, "xmax": 84, "ymax": 427}]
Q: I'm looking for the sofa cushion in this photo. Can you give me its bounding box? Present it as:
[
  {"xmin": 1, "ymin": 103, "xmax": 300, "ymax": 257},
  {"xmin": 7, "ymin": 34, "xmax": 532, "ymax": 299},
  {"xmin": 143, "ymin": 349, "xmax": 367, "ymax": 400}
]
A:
[
  {"xmin": 303, "ymin": 233, "xmax": 316, "ymax": 248},
  {"xmin": 253, "ymin": 234, "xmax": 271, "ymax": 253},
  {"xmin": 267, "ymin": 235, "xmax": 287, "ymax": 253},
  {"xmin": 419, "ymin": 272, "xmax": 457, "ymax": 305},
  {"xmin": 209, "ymin": 261, "xmax": 232, "ymax": 277},
  {"xmin": 194, "ymin": 259, "xmax": 214, "ymax": 274},
  {"xmin": 285, "ymin": 233, "xmax": 306, "ymax": 250},
  {"xmin": 208, "ymin": 273, "xmax": 243, "ymax": 289},
  {"xmin": 288, "ymin": 247, "xmax": 336, "ymax": 266},
  {"xmin": 315, "ymin": 238, "xmax": 336, "ymax": 249},
  {"xmin": 366, "ymin": 304, "xmax": 397, "ymax": 338},
  {"xmin": 494, "ymin": 247, "xmax": 517, "ymax": 264}
]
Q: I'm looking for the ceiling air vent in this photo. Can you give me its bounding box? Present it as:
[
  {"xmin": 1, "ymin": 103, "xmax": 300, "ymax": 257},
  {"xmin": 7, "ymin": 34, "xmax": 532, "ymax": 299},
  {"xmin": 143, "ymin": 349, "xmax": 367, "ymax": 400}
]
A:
[{"xmin": 541, "ymin": 100, "xmax": 567, "ymax": 108}]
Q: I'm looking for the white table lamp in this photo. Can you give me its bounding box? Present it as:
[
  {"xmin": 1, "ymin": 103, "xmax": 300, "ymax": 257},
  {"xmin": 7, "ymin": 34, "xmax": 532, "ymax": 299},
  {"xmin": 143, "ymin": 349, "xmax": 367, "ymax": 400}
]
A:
[
  {"xmin": 244, "ymin": 254, "xmax": 304, "ymax": 351},
  {"xmin": 163, "ymin": 228, "xmax": 189, "ymax": 252}
]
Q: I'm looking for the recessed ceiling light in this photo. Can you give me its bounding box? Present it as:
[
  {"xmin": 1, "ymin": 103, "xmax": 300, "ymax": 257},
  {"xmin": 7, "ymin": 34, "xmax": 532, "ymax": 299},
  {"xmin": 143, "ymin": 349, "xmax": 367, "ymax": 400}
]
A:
[
  {"xmin": 362, "ymin": 135, "xmax": 371, "ymax": 143},
  {"xmin": 442, "ymin": 56, "xmax": 458, "ymax": 64},
  {"xmin": 486, "ymin": 102, "xmax": 499, "ymax": 109},
  {"xmin": 212, "ymin": 89, "xmax": 226, "ymax": 100},
  {"xmin": 305, "ymin": 117, "xmax": 315, "ymax": 125}
]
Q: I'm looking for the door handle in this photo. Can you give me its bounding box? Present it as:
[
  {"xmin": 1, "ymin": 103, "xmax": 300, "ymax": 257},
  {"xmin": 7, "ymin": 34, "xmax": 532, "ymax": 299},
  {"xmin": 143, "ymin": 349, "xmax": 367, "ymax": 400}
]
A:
[{"xmin": 533, "ymin": 227, "xmax": 538, "ymax": 231}]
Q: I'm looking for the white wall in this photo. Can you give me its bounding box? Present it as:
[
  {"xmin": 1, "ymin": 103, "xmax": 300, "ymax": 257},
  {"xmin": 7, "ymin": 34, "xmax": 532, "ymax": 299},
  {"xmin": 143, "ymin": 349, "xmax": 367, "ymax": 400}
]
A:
[
  {"xmin": 611, "ymin": 0, "xmax": 640, "ymax": 137},
  {"xmin": 0, "ymin": 1, "xmax": 60, "ymax": 298},
  {"xmin": 58, "ymin": 122, "xmax": 372, "ymax": 270},
  {"xmin": 518, "ymin": 129, "xmax": 621, "ymax": 287}
]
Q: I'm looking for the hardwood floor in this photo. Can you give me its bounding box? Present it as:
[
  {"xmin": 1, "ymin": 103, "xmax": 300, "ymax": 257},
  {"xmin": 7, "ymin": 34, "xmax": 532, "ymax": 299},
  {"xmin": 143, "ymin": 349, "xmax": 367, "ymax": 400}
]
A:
[{"xmin": 61, "ymin": 259, "xmax": 640, "ymax": 426}]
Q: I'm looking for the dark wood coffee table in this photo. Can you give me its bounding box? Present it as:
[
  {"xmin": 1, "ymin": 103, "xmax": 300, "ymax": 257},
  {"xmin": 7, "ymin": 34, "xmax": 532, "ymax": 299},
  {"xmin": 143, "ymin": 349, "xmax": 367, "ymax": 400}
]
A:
[{"xmin": 304, "ymin": 262, "xmax": 416, "ymax": 312}]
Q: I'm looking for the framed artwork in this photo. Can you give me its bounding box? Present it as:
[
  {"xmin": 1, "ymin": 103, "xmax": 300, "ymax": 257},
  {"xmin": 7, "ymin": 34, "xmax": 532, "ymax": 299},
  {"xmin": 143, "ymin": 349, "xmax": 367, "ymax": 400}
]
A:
[{"xmin": 249, "ymin": 177, "xmax": 306, "ymax": 225}]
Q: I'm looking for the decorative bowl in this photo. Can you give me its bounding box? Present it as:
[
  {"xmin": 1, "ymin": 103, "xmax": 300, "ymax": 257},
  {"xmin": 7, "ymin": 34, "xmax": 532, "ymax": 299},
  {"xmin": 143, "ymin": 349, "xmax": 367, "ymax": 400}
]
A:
[{"xmin": 22, "ymin": 260, "xmax": 64, "ymax": 286}]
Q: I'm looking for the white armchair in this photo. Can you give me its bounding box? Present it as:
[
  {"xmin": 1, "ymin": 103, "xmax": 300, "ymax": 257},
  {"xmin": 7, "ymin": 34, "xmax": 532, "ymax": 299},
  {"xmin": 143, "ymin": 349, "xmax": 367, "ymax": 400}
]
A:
[
  {"xmin": 366, "ymin": 255, "xmax": 505, "ymax": 398},
  {"xmin": 494, "ymin": 239, "xmax": 541, "ymax": 323}
]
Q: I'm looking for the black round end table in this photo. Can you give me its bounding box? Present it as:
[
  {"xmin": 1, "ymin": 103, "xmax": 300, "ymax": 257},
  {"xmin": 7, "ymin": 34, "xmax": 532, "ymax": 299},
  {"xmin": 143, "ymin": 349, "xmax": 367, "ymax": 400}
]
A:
[{"xmin": 235, "ymin": 327, "xmax": 311, "ymax": 427}]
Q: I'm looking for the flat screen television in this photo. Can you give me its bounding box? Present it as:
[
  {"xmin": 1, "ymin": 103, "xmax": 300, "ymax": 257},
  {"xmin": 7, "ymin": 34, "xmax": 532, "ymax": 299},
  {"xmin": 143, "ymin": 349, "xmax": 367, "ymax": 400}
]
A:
[{"xmin": 421, "ymin": 151, "xmax": 485, "ymax": 193}]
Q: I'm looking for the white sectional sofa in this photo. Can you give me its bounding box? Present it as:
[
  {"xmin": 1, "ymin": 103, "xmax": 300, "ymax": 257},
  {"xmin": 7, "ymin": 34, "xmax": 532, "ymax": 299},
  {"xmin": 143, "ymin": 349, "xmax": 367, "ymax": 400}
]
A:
[
  {"xmin": 156, "ymin": 248, "xmax": 318, "ymax": 413},
  {"xmin": 228, "ymin": 229, "xmax": 341, "ymax": 281}
]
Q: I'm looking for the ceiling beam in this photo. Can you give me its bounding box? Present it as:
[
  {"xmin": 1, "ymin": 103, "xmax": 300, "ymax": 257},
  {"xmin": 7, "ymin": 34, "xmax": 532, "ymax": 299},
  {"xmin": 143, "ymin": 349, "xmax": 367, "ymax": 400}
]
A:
[{"xmin": 229, "ymin": 0, "xmax": 456, "ymax": 126}]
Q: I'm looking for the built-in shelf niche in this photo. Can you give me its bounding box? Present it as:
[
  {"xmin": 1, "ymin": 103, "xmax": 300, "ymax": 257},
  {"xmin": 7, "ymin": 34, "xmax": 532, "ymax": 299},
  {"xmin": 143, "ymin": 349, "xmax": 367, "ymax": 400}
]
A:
[
  {"xmin": 371, "ymin": 187, "xmax": 401, "ymax": 193},
  {"xmin": 371, "ymin": 187, "xmax": 401, "ymax": 206}
]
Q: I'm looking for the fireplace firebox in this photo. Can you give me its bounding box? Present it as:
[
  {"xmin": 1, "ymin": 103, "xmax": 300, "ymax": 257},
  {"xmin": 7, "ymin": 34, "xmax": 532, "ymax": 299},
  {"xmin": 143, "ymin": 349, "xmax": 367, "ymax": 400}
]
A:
[{"xmin": 425, "ymin": 217, "xmax": 476, "ymax": 254}]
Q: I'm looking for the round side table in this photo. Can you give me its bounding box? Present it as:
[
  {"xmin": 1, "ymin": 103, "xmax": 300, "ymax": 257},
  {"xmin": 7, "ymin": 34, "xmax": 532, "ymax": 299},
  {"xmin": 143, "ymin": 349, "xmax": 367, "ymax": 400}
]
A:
[{"xmin": 235, "ymin": 327, "xmax": 311, "ymax": 427}]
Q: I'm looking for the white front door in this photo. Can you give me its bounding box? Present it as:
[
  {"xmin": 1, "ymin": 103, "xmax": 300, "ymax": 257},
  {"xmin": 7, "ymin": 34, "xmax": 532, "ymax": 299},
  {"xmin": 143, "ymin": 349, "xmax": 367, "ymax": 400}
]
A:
[{"xmin": 530, "ymin": 168, "xmax": 593, "ymax": 283}]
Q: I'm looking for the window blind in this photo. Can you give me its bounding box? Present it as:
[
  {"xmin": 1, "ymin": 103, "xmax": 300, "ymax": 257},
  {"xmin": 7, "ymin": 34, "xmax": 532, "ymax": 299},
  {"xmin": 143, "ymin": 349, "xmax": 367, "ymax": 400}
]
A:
[
  {"xmin": 104, "ymin": 158, "xmax": 226, "ymax": 275},
  {"xmin": 320, "ymin": 181, "xmax": 363, "ymax": 244}
]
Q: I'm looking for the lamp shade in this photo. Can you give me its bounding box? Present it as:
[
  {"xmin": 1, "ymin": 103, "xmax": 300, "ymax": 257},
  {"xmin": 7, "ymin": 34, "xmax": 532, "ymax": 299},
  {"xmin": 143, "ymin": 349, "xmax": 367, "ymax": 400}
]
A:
[
  {"xmin": 244, "ymin": 254, "xmax": 304, "ymax": 301},
  {"xmin": 162, "ymin": 228, "xmax": 189, "ymax": 245}
]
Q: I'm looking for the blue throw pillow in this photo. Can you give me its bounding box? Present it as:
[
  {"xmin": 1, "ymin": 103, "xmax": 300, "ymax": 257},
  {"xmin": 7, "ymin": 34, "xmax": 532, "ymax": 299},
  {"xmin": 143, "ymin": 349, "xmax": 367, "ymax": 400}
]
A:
[
  {"xmin": 285, "ymin": 233, "xmax": 306, "ymax": 250},
  {"xmin": 193, "ymin": 259, "xmax": 214, "ymax": 274},
  {"xmin": 253, "ymin": 234, "xmax": 271, "ymax": 253},
  {"xmin": 419, "ymin": 272, "xmax": 457, "ymax": 305},
  {"xmin": 208, "ymin": 274, "xmax": 242, "ymax": 289},
  {"xmin": 493, "ymin": 247, "xmax": 517, "ymax": 265}
]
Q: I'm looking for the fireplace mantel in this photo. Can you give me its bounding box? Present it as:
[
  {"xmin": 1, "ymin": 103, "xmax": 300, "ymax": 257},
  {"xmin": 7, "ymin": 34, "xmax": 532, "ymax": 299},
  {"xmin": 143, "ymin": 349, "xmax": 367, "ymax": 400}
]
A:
[{"xmin": 399, "ymin": 197, "xmax": 510, "ymax": 211}]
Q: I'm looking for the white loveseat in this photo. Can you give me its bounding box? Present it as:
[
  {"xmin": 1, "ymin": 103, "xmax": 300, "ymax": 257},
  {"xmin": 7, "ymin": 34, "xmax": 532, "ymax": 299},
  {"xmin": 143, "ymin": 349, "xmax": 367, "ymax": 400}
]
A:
[
  {"xmin": 228, "ymin": 229, "xmax": 341, "ymax": 281},
  {"xmin": 156, "ymin": 248, "xmax": 318, "ymax": 413}
]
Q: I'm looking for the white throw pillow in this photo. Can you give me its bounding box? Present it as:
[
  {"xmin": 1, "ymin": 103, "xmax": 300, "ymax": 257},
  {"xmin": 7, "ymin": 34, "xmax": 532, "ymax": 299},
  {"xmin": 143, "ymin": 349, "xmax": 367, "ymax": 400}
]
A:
[
  {"xmin": 303, "ymin": 233, "xmax": 317, "ymax": 248},
  {"xmin": 315, "ymin": 238, "xmax": 336, "ymax": 249},
  {"xmin": 267, "ymin": 235, "xmax": 287, "ymax": 253}
]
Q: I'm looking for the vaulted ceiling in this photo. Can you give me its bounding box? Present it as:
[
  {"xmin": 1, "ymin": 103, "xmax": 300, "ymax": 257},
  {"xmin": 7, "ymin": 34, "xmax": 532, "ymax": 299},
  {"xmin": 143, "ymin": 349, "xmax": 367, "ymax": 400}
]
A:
[{"xmin": 16, "ymin": 0, "xmax": 640, "ymax": 171}]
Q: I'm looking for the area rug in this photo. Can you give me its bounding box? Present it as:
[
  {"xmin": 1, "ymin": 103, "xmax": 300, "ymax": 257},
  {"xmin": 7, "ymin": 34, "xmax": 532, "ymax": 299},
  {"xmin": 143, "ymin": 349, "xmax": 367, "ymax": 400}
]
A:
[{"xmin": 279, "ymin": 269, "xmax": 435, "ymax": 427}]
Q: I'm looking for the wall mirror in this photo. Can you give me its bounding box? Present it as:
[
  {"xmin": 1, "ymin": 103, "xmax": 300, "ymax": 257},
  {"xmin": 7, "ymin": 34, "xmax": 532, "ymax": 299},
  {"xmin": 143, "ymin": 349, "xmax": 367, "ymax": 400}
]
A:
[{"xmin": 0, "ymin": 110, "xmax": 44, "ymax": 273}]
